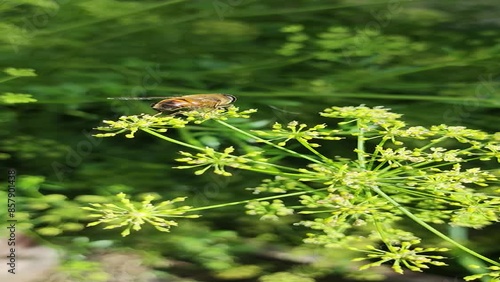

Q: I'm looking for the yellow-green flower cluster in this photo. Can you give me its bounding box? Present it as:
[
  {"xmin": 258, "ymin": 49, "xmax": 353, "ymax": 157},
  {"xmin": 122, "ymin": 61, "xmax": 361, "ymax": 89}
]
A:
[
  {"xmin": 465, "ymin": 265, "xmax": 500, "ymax": 281},
  {"xmin": 180, "ymin": 106, "xmax": 257, "ymax": 124},
  {"xmin": 175, "ymin": 146, "xmax": 267, "ymax": 176},
  {"xmin": 253, "ymin": 121, "xmax": 341, "ymax": 147},
  {"xmin": 321, "ymin": 105, "xmax": 405, "ymax": 130},
  {"xmin": 247, "ymin": 176, "xmax": 303, "ymax": 194},
  {"xmin": 351, "ymin": 240, "xmax": 449, "ymax": 274},
  {"xmin": 83, "ymin": 193, "xmax": 199, "ymax": 236},
  {"xmin": 94, "ymin": 107, "xmax": 257, "ymax": 138},
  {"xmin": 94, "ymin": 114, "xmax": 188, "ymax": 138},
  {"xmin": 245, "ymin": 199, "xmax": 294, "ymax": 221}
]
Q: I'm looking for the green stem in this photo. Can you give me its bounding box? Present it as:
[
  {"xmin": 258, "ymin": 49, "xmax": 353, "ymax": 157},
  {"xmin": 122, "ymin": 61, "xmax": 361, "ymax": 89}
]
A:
[
  {"xmin": 142, "ymin": 127, "xmax": 303, "ymax": 173},
  {"xmin": 372, "ymin": 186, "xmax": 500, "ymax": 267},
  {"xmin": 297, "ymin": 138, "xmax": 332, "ymax": 164},
  {"xmin": 418, "ymin": 136, "xmax": 448, "ymax": 151},
  {"xmin": 357, "ymin": 121, "xmax": 366, "ymax": 170},
  {"xmin": 230, "ymin": 166, "xmax": 313, "ymax": 178},
  {"xmin": 142, "ymin": 128, "xmax": 203, "ymax": 151},
  {"xmin": 0, "ymin": 76, "xmax": 19, "ymax": 83},
  {"xmin": 373, "ymin": 219, "xmax": 398, "ymax": 253},
  {"xmin": 188, "ymin": 189, "xmax": 320, "ymax": 212},
  {"xmin": 368, "ymin": 139, "xmax": 388, "ymax": 171},
  {"xmin": 215, "ymin": 120, "xmax": 323, "ymax": 165}
]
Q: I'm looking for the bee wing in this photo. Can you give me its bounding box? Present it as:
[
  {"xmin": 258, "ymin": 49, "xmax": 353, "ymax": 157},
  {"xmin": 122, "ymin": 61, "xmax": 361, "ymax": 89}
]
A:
[{"xmin": 107, "ymin": 97, "xmax": 173, "ymax": 100}]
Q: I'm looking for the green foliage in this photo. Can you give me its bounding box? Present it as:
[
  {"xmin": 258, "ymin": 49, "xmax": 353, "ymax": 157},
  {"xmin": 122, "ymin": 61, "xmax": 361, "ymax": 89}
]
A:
[
  {"xmin": 89, "ymin": 105, "xmax": 500, "ymax": 279},
  {"xmin": 58, "ymin": 260, "xmax": 110, "ymax": 282},
  {"xmin": 0, "ymin": 68, "xmax": 37, "ymax": 104},
  {"xmin": 3, "ymin": 67, "xmax": 37, "ymax": 77},
  {"xmin": 214, "ymin": 264, "xmax": 262, "ymax": 280},
  {"xmin": 0, "ymin": 93, "xmax": 37, "ymax": 104},
  {"xmin": 1, "ymin": 135, "xmax": 67, "ymax": 159},
  {"xmin": 167, "ymin": 227, "xmax": 240, "ymax": 271},
  {"xmin": 0, "ymin": 175, "xmax": 90, "ymax": 235},
  {"xmin": 259, "ymin": 272, "xmax": 315, "ymax": 282}
]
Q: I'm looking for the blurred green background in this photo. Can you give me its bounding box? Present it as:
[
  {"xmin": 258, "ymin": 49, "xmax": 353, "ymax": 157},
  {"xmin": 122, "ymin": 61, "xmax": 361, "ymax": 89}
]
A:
[{"xmin": 1, "ymin": 0, "xmax": 500, "ymax": 281}]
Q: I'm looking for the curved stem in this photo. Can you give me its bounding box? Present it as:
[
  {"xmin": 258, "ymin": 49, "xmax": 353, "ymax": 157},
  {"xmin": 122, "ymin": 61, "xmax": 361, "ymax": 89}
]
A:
[
  {"xmin": 357, "ymin": 120, "xmax": 366, "ymax": 170},
  {"xmin": 188, "ymin": 189, "xmax": 321, "ymax": 212},
  {"xmin": 297, "ymin": 138, "xmax": 330, "ymax": 163},
  {"xmin": 142, "ymin": 127, "xmax": 303, "ymax": 173},
  {"xmin": 142, "ymin": 127, "xmax": 203, "ymax": 151},
  {"xmin": 215, "ymin": 120, "xmax": 323, "ymax": 165}
]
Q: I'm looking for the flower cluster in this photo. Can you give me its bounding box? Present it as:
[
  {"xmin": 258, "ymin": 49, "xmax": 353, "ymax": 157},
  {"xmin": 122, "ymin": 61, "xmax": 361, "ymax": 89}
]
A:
[
  {"xmin": 83, "ymin": 193, "xmax": 199, "ymax": 236},
  {"xmin": 465, "ymin": 265, "xmax": 500, "ymax": 281},
  {"xmin": 253, "ymin": 121, "xmax": 341, "ymax": 147},
  {"xmin": 448, "ymin": 194, "xmax": 500, "ymax": 228},
  {"xmin": 180, "ymin": 106, "xmax": 257, "ymax": 124},
  {"xmin": 175, "ymin": 146, "xmax": 268, "ymax": 176},
  {"xmin": 298, "ymin": 163, "xmax": 383, "ymax": 190},
  {"xmin": 246, "ymin": 176, "xmax": 303, "ymax": 194},
  {"xmin": 94, "ymin": 107, "xmax": 257, "ymax": 138},
  {"xmin": 351, "ymin": 240, "xmax": 449, "ymax": 274},
  {"xmin": 321, "ymin": 105, "xmax": 405, "ymax": 131},
  {"xmin": 94, "ymin": 114, "xmax": 188, "ymax": 138},
  {"xmin": 245, "ymin": 199, "xmax": 294, "ymax": 221}
]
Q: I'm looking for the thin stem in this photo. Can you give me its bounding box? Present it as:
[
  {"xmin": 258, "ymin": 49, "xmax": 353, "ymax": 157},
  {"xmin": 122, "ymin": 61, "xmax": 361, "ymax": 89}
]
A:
[
  {"xmin": 0, "ymin": 76, "xmax": 18, "ymax": 83},
  {"xmin": 419, "ymin": 136, "xmax": 448, "ymax": 151},
  {"xmin": 215, "ymin": 120, "xmax": 323, "ymax": 165},
  {"xmin": 297, "ymin": 138, "xmax": 331, "ymax": 164},
  {"xmin": 187, "ymin": 189, "xmax": 320, "ymax": 212},
  {"xmin": 142, "ymin": 127, "xmax": 304, "ymax": 173},
  {"xmin": 373, "ymin": 219, "xmax": 398, "ymax": 253},
  {"xmin": 230, "ymin": 167, "xmax": 314, "ymax": 178},
  {"xmin": 368, "ymin": 139, "xmax": 388, "ymax": 171},
  {"xmin": 142, "ymin": 128, "xmax": 203, "ymax": 151},
  {"xmin": 357, "ymin": 120, "xmax": 366, "ymax": 170}
]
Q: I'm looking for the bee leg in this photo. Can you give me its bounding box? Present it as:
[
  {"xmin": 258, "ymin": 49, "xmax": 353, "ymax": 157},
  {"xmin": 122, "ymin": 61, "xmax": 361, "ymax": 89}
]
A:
[
  {"xmin": 216, "ymin": 104, "xmax": 231, "ymax": 110},
  {"xmin": 152, "ymin": 109, "xmax": 182, "ymax": 117},
  {"xmin": 167, "ymin": 109, "xmax": 185, "ymax": 117}
]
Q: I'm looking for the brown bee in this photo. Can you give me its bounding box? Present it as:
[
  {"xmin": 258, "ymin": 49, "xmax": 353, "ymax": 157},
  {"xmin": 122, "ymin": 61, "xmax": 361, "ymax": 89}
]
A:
[{"xmin": 108, "ymin": 94, "xmax": 236, "ymax": 113}]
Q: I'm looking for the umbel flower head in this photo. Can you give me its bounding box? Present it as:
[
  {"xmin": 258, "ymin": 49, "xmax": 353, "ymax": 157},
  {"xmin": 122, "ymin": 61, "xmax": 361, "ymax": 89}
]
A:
[
  {"xmin": 94, "ymin": 107, "xmax": 257, "ymax": 138},
  {"xmin": 179, "ymin": 106, "xmax": 257, "ymax": 124},
  {"xmin": 175, "ymin": 146, "xmax": 268, "ymax": 176},
  {"xmin": 351, "ymin": 240, "xmax": 449, "ymax": 274},
  {"xmin": 94, "ymin": 114, "xmax": 188, "ymax": 138},
  {"xmin": 253, "ymin": 121, "xmax": 341, "ymax": 147},
  {"xmin": 83, "ymin": 193, "xmax": 199, "ymax": 237}
]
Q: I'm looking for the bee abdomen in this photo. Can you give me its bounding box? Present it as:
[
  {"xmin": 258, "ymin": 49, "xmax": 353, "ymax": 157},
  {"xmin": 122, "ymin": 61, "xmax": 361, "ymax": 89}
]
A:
[{"xmin": 151, "ymin": 99, "xmax": 190, "ymax": 112}]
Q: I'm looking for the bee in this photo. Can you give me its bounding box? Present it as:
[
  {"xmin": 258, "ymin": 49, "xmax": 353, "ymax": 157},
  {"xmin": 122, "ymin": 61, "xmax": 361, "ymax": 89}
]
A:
[{"xmin": 108, "ymin": 94, "xmax": 236, "ymax": 113}]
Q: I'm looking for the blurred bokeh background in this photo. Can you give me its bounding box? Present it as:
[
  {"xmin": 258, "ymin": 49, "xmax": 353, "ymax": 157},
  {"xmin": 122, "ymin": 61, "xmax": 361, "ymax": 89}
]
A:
[{"xmin": 1, "ymin": 0, "xmax": 499, "ymax": 281}]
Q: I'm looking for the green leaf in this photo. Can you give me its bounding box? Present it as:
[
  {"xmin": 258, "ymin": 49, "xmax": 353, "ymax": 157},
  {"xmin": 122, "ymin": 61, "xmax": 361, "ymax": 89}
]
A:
[
  {"xmin": 0, "ymin": 93, "xmax": 37, "ymax": 104},
  {"xmin": 3, "ymin": 68, "xmax": 37, "ymax": 77}
]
